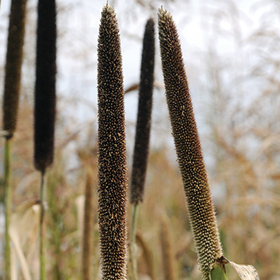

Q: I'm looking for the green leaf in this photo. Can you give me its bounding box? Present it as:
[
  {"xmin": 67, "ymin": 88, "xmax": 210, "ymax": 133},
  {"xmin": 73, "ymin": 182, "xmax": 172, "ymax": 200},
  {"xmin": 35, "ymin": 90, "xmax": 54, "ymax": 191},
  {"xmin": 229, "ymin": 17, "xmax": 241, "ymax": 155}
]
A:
[{"xmin": 210, "ymin": 264, "xmax": 228, "ymax": 280}]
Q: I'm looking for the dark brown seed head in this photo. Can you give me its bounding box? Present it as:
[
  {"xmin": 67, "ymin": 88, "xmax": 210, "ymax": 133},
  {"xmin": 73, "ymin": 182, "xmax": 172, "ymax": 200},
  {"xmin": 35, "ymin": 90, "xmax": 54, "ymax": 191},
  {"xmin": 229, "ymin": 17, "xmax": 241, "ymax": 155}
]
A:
[
  {"xmin": 97, "ymin": 4, "xmax": 127, "ymax": 279},
  {"xmin": 34, "ymin": 0, "xmax": 57, "ymax": 172},
  {"xmin": 158, "ymin": 8, "xmax": 223, "ymax": 280},
  {"xmin": 130, "ymin": 18, "xmax": 155, "ymax": 204},
  {"xmin": 3, "ymin": 0, "xmax": 28, "ymax": 138}
]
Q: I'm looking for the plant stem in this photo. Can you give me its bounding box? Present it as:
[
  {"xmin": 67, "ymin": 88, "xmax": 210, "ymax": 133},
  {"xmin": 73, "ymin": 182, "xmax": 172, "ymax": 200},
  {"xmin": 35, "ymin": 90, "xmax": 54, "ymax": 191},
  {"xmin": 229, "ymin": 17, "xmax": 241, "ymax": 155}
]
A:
[
  {"xmin": 40, "ymin": 170, "xmax": 46, "ymax": 280},
  {"xmin": 210, "ymin": 264, "xmax": 228, "ymax": 280},
  {"xmin": 129, "ymin": 203, "xmax": 139, "ymax": 280},
  {"xmin": 4, "ymin": 138, "xmax": 12, "ymax": 280}
]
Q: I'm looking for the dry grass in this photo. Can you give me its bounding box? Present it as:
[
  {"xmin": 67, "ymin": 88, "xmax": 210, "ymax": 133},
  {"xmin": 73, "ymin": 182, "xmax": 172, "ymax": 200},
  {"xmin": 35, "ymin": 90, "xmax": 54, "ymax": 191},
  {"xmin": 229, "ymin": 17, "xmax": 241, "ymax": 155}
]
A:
[{"xmin": 1, "ymin": 98, "xmax": 280, "ymax": 279}]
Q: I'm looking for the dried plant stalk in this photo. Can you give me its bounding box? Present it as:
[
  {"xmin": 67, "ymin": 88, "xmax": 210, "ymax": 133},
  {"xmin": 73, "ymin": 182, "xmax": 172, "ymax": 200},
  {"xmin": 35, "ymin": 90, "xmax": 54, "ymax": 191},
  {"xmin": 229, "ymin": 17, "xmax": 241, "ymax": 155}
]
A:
[
  {"xmin": 160, "ymin": 216, "xmax": 176, "ymax": 280},
  {"xmin": 3, "ymin": 0, "xmax": 27, "ymax": 138},
  {"xmin": 130, "ymin": 18, "xmax": 155, "ymax": 204},
  {"xmin": 158, "ymin": 8, "xmax": 223, "ymax": 280},
  {"xmin": 135, "ymin": 232, "xmax": 156, "ymax": 280},
  {"xmin": 97, "ymin": 4, "xmax": 127, "ymax": 279},
  {"xmin": 34, "ymin": 0, "xmax": 57, "ymax": 173},
  {"xmin": 82, "ymin": 169, "xmax": 94, "ymax": 280}
]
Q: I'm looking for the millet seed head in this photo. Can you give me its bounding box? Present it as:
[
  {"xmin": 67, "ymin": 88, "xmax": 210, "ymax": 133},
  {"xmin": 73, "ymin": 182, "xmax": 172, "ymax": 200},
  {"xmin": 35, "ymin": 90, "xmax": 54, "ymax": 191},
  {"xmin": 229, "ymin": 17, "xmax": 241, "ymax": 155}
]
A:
[
  {"xmin": 34, "ymin": 0, "xmax": 57, "ymax": 172},
  {"xmin": 3, "ymin": 0, "xmax": 28, "ymax": 138},
  {"xmin": 97, "ymin": 4, "xmax": 127, "ymax": 279},
  {"xmin": 158, "ymin": 8, "xmax": 223, "ymax": 280},
  {"xmin": 130, "ymin": 18, "xmax": 155, "ymax": 204}
]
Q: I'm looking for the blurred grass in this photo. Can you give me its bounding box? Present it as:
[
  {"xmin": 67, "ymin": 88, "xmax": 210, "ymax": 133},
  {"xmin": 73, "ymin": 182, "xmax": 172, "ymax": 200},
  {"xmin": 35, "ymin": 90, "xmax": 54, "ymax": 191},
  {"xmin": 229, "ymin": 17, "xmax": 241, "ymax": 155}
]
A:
[{"xmin": 0, "ymin": 93, "xmax": 279, "ymax": 279}]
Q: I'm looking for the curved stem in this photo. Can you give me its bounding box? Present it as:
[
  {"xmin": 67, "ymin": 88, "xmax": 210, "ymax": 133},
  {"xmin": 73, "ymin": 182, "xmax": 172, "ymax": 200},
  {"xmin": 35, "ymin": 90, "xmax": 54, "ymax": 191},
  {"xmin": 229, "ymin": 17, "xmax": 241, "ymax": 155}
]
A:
[{"xmin": 129, "ymin": 203, "xmax": 139, "ymax": 280}]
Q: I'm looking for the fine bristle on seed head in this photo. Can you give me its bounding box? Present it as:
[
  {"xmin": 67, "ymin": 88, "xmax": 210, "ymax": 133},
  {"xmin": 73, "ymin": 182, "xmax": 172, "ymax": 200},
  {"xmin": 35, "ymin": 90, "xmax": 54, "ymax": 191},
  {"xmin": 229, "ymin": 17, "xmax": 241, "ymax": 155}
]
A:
[
  {"xmin": 130, "ymin": 18, "xmax": 155, "ymax": 204},
  {"xmin": 34, "ymin": 0, "xmax": 57, "ymax": 172},
  {"xmin": 3, "ymin": 0, "xmax": 28, "ymax": 139},
  {"xmin": 158, "ymin": 9, "xmax": 223, "ymax": 280},
  {"xmin": 97, "ymin": 4, "xmax": 127, "ymax": 279}
]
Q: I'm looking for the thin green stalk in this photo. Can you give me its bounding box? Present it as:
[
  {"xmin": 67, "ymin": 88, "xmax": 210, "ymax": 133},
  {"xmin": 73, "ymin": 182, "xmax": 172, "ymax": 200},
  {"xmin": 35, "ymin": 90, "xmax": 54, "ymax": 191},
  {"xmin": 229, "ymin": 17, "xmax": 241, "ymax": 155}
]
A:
[
  {"xmin": 39, "ymin": 170, "xmax": 46, "ymax": 280},
  {"xmin": 4, "ymin": 138, "xmax": 12, "ymax": 280},
  {"xmin": 47, "ymin": 171, "xmax": 63, "ymax": 280},
  {"xmin": 129, "ymin": 203, "xmax": 139, "ymax": 280}
]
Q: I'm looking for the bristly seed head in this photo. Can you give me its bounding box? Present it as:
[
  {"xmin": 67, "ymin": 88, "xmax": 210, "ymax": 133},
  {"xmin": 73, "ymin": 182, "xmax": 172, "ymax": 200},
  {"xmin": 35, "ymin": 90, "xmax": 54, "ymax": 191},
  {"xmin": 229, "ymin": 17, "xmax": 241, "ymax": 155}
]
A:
[
  {"xmin": 97, "ymin": 4, "xmax": 127, "ymax": 280},
  {"xmin": 34, "ymin": 0, "xmax": 57, "ymax": 172},
  {"xmin": 130, "ymin": 18, "xmax": 155, "ymax": 205},
  {"xmin": 158, "ymin": 8, "xmax": 223, "ymax": 280},
  {"xmin": 3, "ymin": 0, "xmax": 28, "ymax": 139}
]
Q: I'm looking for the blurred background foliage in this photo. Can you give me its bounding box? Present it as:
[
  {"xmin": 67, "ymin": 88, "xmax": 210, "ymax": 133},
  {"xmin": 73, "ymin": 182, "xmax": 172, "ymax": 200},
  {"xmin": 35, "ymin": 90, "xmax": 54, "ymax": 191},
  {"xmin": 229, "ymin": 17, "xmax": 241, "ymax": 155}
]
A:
[{"xmin": 0, "ymin": 0, "xmax": 280, "ymax": 279}]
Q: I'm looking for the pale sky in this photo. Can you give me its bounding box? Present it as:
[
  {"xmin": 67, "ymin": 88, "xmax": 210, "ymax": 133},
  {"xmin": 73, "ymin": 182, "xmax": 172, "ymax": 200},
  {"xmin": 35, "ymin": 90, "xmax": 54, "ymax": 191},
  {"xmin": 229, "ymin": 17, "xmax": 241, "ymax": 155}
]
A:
[{"xmin": 1, "ymin": 0, "xmax": 279, "ymax": 173}]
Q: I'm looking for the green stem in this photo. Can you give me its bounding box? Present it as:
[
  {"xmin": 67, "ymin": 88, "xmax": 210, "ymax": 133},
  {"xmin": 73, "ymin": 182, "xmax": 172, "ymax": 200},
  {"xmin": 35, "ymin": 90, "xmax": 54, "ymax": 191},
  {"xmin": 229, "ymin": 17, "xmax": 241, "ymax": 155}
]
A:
[
  {"xmin": 4, "ymin": 138, "xmax": 12, "ymax": 280},
  {"xmin": 210, "ymin": 264, "xmax": 228, "ymax": 280},
  {"xmin": 40, "ymin": 170, "xmax": 46, "ymax": 280},
  {"xmin": 129, "ymin": 203, "xmax": 139, "ymax": 280}
]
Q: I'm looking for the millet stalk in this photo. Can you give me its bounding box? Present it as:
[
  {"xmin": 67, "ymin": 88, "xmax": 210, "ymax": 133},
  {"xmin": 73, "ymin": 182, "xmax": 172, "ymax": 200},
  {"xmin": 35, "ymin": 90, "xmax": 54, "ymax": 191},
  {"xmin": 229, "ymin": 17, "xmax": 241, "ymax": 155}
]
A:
[
  {"xmin": 158, "ymin": 8, "xmax": 226, "ymax": 280},
  {"xmin": 34, "ymin": 0, "xmax": 57, "ymax": 279},
  {"xmin": 129, "ymin": 18, "xmax": 155, "ymax": 280},
  {"xmin": 2, "ymin": 0, "xmax": 27, "ymax": 278},
  {"xmin": 97, "ymin": 4, "xmax": 128, "ymax": 279}
]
